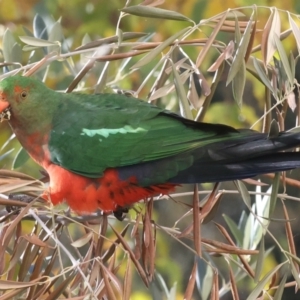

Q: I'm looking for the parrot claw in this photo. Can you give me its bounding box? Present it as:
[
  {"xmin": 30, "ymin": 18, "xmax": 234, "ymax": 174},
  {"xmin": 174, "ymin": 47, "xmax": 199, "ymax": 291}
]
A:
[
  {"xmin": 113, "ymin": 206, "xmax": 129, "ymax": 221},
  {"xmin": 6, "ymin": 194, "xmax": 36, "ymax": 213}
]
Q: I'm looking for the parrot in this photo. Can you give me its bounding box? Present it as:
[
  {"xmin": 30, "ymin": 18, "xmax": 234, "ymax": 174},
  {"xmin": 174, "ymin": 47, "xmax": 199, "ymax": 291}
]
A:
[{"xmin": 1, "ymin": 75, "xmax": 300, "ymax": 216}]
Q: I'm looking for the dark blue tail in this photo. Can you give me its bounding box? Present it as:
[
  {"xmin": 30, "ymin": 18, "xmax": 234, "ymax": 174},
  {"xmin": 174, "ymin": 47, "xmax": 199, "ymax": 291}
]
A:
[{"xmin": 117, "ymin": 130, "xmax": 300, "ymax": 186}]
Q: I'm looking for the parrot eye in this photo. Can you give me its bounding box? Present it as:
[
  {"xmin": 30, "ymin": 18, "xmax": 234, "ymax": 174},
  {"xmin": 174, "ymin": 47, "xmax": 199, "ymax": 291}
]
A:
[{"xmin": 20, "ymin": 90, "xmax": 28, "ymax": 99}]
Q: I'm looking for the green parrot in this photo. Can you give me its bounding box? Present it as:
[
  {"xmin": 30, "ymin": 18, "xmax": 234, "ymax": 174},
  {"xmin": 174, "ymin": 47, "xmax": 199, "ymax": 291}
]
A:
[{"xmin": 0, "ymin": 75, "xmax": 300, "ymax": 214}]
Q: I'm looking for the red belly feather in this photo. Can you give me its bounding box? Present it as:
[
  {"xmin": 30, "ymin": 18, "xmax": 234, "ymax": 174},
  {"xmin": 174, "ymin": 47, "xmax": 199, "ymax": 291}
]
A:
[{"xmin": 42, "ymin": 164, "xmax": 176, "ymax": 213}]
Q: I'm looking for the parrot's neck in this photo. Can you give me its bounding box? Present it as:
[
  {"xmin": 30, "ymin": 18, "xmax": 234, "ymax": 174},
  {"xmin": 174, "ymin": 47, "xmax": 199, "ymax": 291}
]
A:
[{"xmin": 9, "ymin": 117, "xmax": 52, "ymax": 166}]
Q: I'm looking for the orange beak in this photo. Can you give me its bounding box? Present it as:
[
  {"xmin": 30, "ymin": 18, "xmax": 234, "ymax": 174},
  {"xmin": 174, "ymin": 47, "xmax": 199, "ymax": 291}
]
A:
[
  {"xmin": 0, "ymin": 92, "xmax": 11, "ymax": 121},
  {"xmin": 0, "ymin": 101, "xmax": 9, "ymax": 112},
  {"xmin": 0, "ymin": 92, "xmax": 9, "ymax": 112}
]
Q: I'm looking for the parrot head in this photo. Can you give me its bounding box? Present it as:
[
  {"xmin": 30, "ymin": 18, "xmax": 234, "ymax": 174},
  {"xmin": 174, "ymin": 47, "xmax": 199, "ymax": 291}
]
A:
[
  {"xmin": 0, "ymin": 76, "xmax": 61, "ymax": 135},
  {"xmin": 0, "ymin": 76, "xmax": 37, "ymax": 121}
]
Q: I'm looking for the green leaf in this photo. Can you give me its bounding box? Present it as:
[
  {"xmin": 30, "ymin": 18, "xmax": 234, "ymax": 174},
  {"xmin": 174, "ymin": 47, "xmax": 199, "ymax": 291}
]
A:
[
  {"xmin": 226, "ymin": 10, "xmax": 254, "ymax": 85},
  {"xmin": 223, "ymin": 215, "xmax": 243, "ymax": 246},
  {"xmin": 243, "ymin": 208, "xmax": 254, "ymax": 249},
  {"xmin": 289, "ymin": 13, "xmax": 300, "ymax": 53},
  {"xmin": 254, "ymin": 238, "xmax": 265, "ymax": 282},
  {"xmin": 235, "ymin": 180, "xmax": 251, "ymax": 207},
  {"xmin": 197, "ymin": 257, "xmax": 213, "ymax": 300},
  {"xmin": 232, "ymin": 59, "xmax": 246, "ymax": 106},
  {"xmin": 12, "ymin": 147, "xmax": 30, "ymax": 169},
  {"xmin": 76, "ymin": 32, "xmax": 148, "ymax": 51},
  {"xmin": 251, "ymin": 184, "xmax": 271, "ymax": 249},
  {"xmin": 273, "ymin": 273, "xmax": 287, "ymax": 300},
  {"xmin": 290, "ymin": 259, "xmax": 300, "ymax": 287},
  {"xmin": 269, "ymin": 173, "xmax": 279, "ymax": 215},
  {"xmin": 22, "ymin": 26, "xmax": 34, "ymax": 37},
  {"xmin": 131, "ymin": 27, "xmax": 191, "ymax": 69},
  {"xmin": 19, "ymin": 36, "xmax": 57, "ymax": 47},
  {"xmin": 121, "ymin": 5, "xmax": 193, "ymax": 22},
  {"xmin": 253, "ymin": 57, "xmax": 276, "ymax": 95},
  {"xmin": 246, "ymin": 262, "xmax": 284, "ymax": 300},
  {"xmin": 48, "ymin": 21, "xmax": 64, "ymax": 43},
  {"xmin": 171, "ymin": 60, "xmax": 192, "ymax": 119},
  {"xmin": 11, "ymin": 43, "xmax": 22, "ymax": 64},
  {"xmin": 48, "ymin": 21, "xmax": 64, "ymax": 54},
  {"xmin": 3, "ymin": 29, "xmax": 16, "ymax": 63},
  {"xmin": 273, "ymin": 34, "xmax": 294, "ymax": 85},
  {"xmin": 33, "ymin": 14, "xmax": 48, "ymax": 40}
]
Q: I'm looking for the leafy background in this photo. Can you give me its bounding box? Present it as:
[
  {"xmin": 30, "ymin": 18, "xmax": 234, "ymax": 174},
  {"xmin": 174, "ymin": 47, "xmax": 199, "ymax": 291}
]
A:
[{"xmin": 1, "ymin": 0, "xmax": 300, "ymax": 299}]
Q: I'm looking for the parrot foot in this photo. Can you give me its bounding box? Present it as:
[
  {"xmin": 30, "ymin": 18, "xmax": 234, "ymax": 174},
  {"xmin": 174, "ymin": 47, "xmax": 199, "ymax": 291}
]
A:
[
  {"xmin": 6, "ymin": 194, "xmax": 36, "ymax": 213},
  {"xmin": 113, "ymin": 206, "xmax": 129, "ymax": 221}
]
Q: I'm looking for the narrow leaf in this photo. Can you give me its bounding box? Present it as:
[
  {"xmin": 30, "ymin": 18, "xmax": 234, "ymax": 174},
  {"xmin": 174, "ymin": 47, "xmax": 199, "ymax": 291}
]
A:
[
  {"xmin": 246, "ymin": 263, "xmax": 284, "ymax": 300},
  {"xmin": 3, "ymin": 29, "xmax": 16, "ymax": 63},
  {"xmin": 227, "ymin": 11, "xmax": 254, "ymax": 85},
  {"xmin": 48, "ymin": 22, "xmax": 64, "ymax": 43},
  {"xmin": 228, "ymin": 265, "xmax": 239, "ymax": 300},
  {"xmin": 254, "ymin": 238, "xmax": 265, "ymax": 282},
  {"xmin": 171, "ymin": 61, "xmax": 192, "ymax": 119},
  {"xmin": 235, "ymin": 180, "xmax": 251, "ymax": 208},
  {"xmin": 19, "ymin": 36, "xmax": 57, "ymax": 47},
  {"xmin": 121, "ymin": 5, "xmax": 192, "ymax": 22},
  {"xmin": 261, "ymin": 8, "xmax": 281, "ymax": 65},
  {"xmin": 273, "ymin": 34, "xmax": 293, "ymax": 85},
  {"xmin": 222, "ymin": 215, "xmax": 243, "ymax": 245},
  {"xmin": 123, "ymin": 256, "xmax": 133, "ymax": 300},
  {"xmin": 196, "ymin": 11, "xmax": 228, "ymax": 68},
  {"xmin": 76, "ymin": 32, "xmax": 147, "ymax": 51},
  {"xmin": 232, "ymin": 59, "xmax": 246, "ymax": 106},
  {"xmin": 33, "ymin": 14, "xmax": 48, "ymax": 40},
  {"xmin": 184, "ymin": 261, "xmax": 197, "ymax": 300},
  {"xmin": 269, "ymin": 173, "xmax": 279, "ymax": 215},
  {"xmin": 12, "ymin": 147, "xmax": 30, "ymax": 169},
  {"xmin": 132, "ymin": 27, "xmax": 190, "ymax": 69},
  {"xmin": 253, "ymin": 57, "xmax": 276, "ymax": 95},
  {"xmin": 71, "ymin": 232, "xmax": 93, "ymax": 248},
  {"xmin": 273, "ymin": 273, "xmax": 287, "ymax": 300},
  {"xmin": 11, "ymin": 43, "xmax": 22, "ymax": 64},
  {"xmin": 289, "ymin": 13, "xmax": 300, "ymax": 53}
]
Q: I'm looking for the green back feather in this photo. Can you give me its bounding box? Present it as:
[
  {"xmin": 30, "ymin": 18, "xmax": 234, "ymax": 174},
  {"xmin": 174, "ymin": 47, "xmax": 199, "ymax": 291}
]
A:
[{"xmin": 0, "ymin": 76, "xmax": 247, "ymax": 178}]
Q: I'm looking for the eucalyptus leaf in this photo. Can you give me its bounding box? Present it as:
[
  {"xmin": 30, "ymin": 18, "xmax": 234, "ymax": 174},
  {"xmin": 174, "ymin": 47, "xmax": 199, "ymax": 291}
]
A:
[
  {"xmin": 226, "ymin": 11, "xmax": 254, "ymax": 85},
  {"xmin": 197, "ymin": 257, "xmax": 214, "ymax": 300},
  {"xmin": 232, "ymin": 60, "xmax": 246, "ymax": 106},
  {"xmin": 76, "ymin": 32, "xmax": 148, "ymax": 51},
  {"xmin": 253, "ymin": 57, "xmax": 276, "ymax": 95},
  {"xmin": 273, "ymin": 273, "xmax": 287, "ymax": 300},
  {"xmin": 11, "ymin": 43, "xmax": 22, "ymax": 64},
  {"xmin": 269, "ymin": 173, "xmax": 279, "ymax": 215},
  {"xmin": 274, "ymin": 34, "xmax": 294, "ymax": 85},
  {"xmin": 289, "ymin": 13, "xmax": 300, "ymax": 53},
  {"xmin": 33, "ymin": 14, "xmax": 48, "ymax": 40},
  {"xmin": 12, "ymin": 147, "xmax": 30, "ymax": 169},
  {"xmin": 132, "ymin": 27, "xmax": 190, "ymax": 69},
  {"xmin": 223, "ymin": 215, "xmax": 243, "ymax": 246},
  {"xmin": 254, "ymin": 238, "xmax": 265, "ymax": 282},
  {"xmin": 48, "ymin": 22, "xmax": 64, "ymax": 43},
  {"xmin": 171, "ymin": 62, "xmax": 192, "ymax": 119},
  {"xmin": 22, "ymin": 26, "xmax": 34, "ymax": 37},
  {"xmin": 235, "ymin": 180, "xmax": 251, "ymax": 207},
  {"xmin": 19, "ymin": 36, "xmax": 57, "ymax": 47},
  {"xmin": 246, "ymin": 262, "xmax": 284, "ymax": 300},
  {"xmin": 3, "ymin": 29, "xmax": 16, "ymax": 63},
  {"xmin": 121, "ymin": 5, "xmax": 192, "ymax": 22}
]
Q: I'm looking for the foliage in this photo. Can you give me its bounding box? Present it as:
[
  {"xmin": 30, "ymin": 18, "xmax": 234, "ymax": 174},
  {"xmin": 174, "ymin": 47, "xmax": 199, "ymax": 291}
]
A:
[{"xmin": 0, "ymin": 1, "xmax": 300, "ymax": 299}]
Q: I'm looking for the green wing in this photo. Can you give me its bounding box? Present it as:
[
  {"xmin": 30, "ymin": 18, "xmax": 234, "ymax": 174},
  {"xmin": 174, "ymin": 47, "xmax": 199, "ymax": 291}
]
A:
[{"xmin": 48, "ymin": 93, "xmax": 240, "ymax": 178}]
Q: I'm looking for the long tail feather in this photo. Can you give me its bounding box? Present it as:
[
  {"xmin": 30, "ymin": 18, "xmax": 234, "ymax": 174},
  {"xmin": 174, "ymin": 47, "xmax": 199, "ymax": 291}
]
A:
[{"xmin": 117, "ymin": 130, "xmax": 300, "ymax": 186}]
